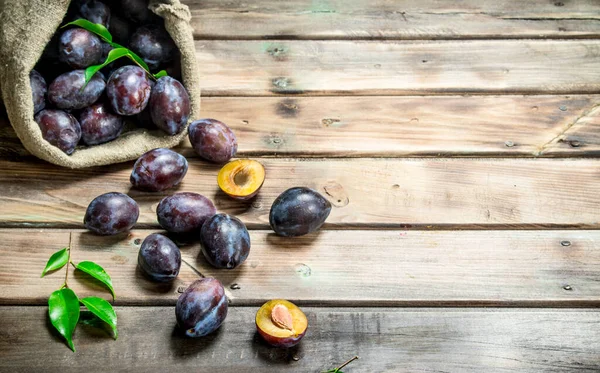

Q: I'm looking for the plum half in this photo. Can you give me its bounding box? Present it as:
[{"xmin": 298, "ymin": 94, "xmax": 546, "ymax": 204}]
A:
[
  {"xmin": 256, "ymin": 299, "xmax": 307, "ymax": 348},
  {"xmin": 217, "ymin": 159, "xmax": 265, "ymax": 200}
]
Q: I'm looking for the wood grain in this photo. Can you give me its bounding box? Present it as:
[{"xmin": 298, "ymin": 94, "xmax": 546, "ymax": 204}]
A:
[
  {"xmin": 0, "ymin": 158, "xmax": 599, "ymax": 229},
  {"xmin": 2, "ymin": 306, "xmax": 600, "ymax": 372},
  {"xmin": 541, "ymin": 102, "xmax": 600, "ymax": 156},
  {"xmin": 194, "ymin": 40, "xmax": 600, "ymax": 95},
  {"xmin": 185, "ymin": 0, "xmax": 600, "ymax": 39},
  {"xmin": 3, "ymin": 95, "xmax": 600, "ymax": 158},
  {"xmin": 2, "ymin": 229, "xmax": 600, "ymax": 306}
]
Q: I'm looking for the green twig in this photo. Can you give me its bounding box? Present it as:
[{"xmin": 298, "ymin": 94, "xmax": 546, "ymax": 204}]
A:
[{"xmin": 62, "ymin": 233, "xmax": 73, "ymax": 289}]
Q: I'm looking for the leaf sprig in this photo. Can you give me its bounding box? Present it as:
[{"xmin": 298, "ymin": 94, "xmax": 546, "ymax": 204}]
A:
[
  {"xmin": 41, "ymin": 234, "xmax": 117, "ymax": 351},
  {"xmin": 62, "ymin": 19, "xmax": 167, "ymax": 85}
]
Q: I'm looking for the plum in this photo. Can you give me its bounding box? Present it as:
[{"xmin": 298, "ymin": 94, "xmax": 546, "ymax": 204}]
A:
[
  {"xmin": 188, "ymin": 119, "xmax": 237, "ymax": 163},
  {"xmin": 108, "ymin": 14, "xmax": 133, "ymax": 45},
  {"xmin": 59, "ymin": 28, "xmax": 103, "ymax": 69},
  {"xmin": 156, "ymin": 193, "xmax": 216, "ymax": 233},
  {"xmin": 176, "ymin": 278, "xmax": 228, "ymax": 337},
  {"xmin": 34, "ymin": 109, "xmax": 81, "ymax": 155},
  {"xmin": 84, "ymin": 192, "xmax": 139, "ymax": 235},
  {"xmin": 200, "ymin": 214, "xmax": 250, "ymax": 269},
  {"xmin": 256, "ymin": 299, "xmax": 308, "ymax": 348},
  {"xmin": 130, "ymin": 25, "xmax": 176, "ymax": 71},
  {"xmin": 106, "ymin": 65, "xmax": 151, "ymax": 115},
  {"xmin": 30, "ymin": 70, "xmax": 47, "ymax": 114},
  {"xmin": 121, "ymin": 0, "xmax": 160, "ymax": 24},
  {"xmin": 48, "ymin": 70, "xmax": 105, "ymax": 110},
  {"xmin": 149, "ymin": 76, "xmax": 190, "ymax": 135},
  {"xmin": 269, "ymin": 187, "xmax": 332, "ymax": 237},
  {"xmin": 130, "ymin": 148, "xmax": 188, "ymax": 192},
  {"xmin": 79, "ymin": 102, "xmax": 124, "ymax": 145},
  {"xmin": 77, "ymin": 0, "xmax": 111, "ymax": 27},
  {"xmin": 138, "ymin": 233, "xmax": 181, "ymax": 282}
]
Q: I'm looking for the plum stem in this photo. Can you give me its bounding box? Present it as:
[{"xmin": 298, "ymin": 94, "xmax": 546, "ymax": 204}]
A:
[
  {"xmin": 336, "ymin": 356, "xmax": 359, "ymax": 371},
  {"xmin": 321, "ymin": 355, "xmax": 359, "ymax": 373},
  {"xmin": 62, "ymin": 233, "xmax": 73, "ymax": 289}
]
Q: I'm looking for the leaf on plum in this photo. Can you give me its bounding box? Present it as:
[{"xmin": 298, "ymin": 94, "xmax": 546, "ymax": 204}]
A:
[{"xmin": 62, "ymin": 19, "xmax": 112, "ymax": 43}]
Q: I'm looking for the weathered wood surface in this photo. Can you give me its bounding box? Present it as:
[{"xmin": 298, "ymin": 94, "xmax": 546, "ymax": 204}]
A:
[
  {"xmin": 0, "ymin": 158, "xmax": 598, "ymax": 229},
  {"xmin": 2, "ymin": 306, "xmax": 600, "ymax": 372},
  {"xmin": 186, "ymin": 0, "xmax": 600, "ymax": 39},
  {"xmin": 194, "ymin": 40, "xmax": 600, "ymax": 95},
  {"xmin": 3, "ymin": 95, "xmax": 600, "ymax": 158},
  {"xmin": 2, "ymin": 229, "xmax": 599, "ymax": 306}
]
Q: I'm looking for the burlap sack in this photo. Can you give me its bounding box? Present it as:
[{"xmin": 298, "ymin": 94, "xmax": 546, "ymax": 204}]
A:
[{"xmin": 0, "ymin": 0, "xmax": 200, "ymax": 168}]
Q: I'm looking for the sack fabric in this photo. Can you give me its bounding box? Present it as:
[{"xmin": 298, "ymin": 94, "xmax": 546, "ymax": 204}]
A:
[{"xmin": 0, "ymin": 0, "xmax": 200, "ymax": 168}]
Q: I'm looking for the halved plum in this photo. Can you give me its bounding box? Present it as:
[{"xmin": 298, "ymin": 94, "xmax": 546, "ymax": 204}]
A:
[
  {"xmin": 256, "ymin": 299, "xmax": 307, "ymax": 348},
  {"xmin": 217, "ymin": 159, "xmax": 265, "ymax": 200}
]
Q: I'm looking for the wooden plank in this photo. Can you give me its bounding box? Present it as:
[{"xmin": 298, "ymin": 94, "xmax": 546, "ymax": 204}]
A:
[
  {"xmin": 3, "ymin": 95, "xmax": 600, "ymax": 158},
  {"xmin": 186, "ymin": 0, "xmax": 600, "ymax": 39},
  {"xmin": 542, "ymin": 102, "xmax": 600, "ymax": 156},
  {"xmin": 0, "ymin": 158, "xmax": 599, "ymax": 229},
  {"xmin": 194, "ymin": 40, "xmax": 600, "ymax": 95},
  {"xmin": 2, "ymin": 229, "xmax": 600, "ymax": 306},
  {"xmin": 2, "ymin": 306, "xmax": 600, "ymax": 372}
]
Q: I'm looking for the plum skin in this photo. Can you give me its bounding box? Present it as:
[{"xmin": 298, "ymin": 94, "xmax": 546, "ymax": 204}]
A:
[
  {"xmin": 156, "ymin": 193, "xmax": 216, "ymax": 233},
  {"xmin": 30, "ymin": 70, "xmax": 47, "ymax": 114},
  {"xmin": 34, "ymin": 109, "xmax": 81, "ymax": 155},
  {"xmin": 188, "ymin": 119, "xmax": 238, "ymax": 164},
  {"xmin": 130, "ymin": 26, "xmax": 176, "ymax": 71},
  {"xmin": 121, "ymin": 0, "xmax": 160, "ymax": 24},
  {"xmin": 149, "ymin": 76, "xmax": 190, "ymax": 135},
  {"xmin": 138, "ymin": 233, "xmax": 181, "ymax": 282},
  {"xmin": 200, "ymin": 214, "xmax": 250, "ymax": 269},
  {"xmin": 176, "ymin": 278, "xmax": 228, "ymax": 337},
  {"xmin": 59, "ymin": 28, "xmax": 103, "ymax": 69},
  {"xmin": 106, "ymin": 65, "xmax": 151, "ymax": 116},
  {"xmin": 79, "ymin": 102, "xmax": 124, "ymax": 145},
  {"xmin": 84, "ymin": 192, "xmax": 139, "ymax": 235},
  {"xmin": 77, "ymin": 0, "xmax": 111, "ymax": 27},
  {"xmin": 130, "ymin": 148, "xmax": 188, "ymax": 192},
  {"xmin": 257, "ymin": 326, "xmax": 306, "ymax": 348},
  {"xmin": 48, "ymin": 70, "xmax": 105, "ymax": 110},
  {"xmin": 269, "ymin": 187, "xmax": 332, "ymax": 237}
]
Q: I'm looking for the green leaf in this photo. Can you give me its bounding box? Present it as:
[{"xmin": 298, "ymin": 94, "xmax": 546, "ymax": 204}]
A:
[
  {"xmin": 48, "ymin": 288, "xmax": 80, "ymax": 352},
  {"xmin": 62, "ymin": 19, "xmax": 112, "ymax": 43},
  {"xmin": 117, "ymin": 47, "xmax": 151, "ymax": 73},
  {"xmin": 153, "ymin": 70, "xmax": 168, "ymax": 79},
  {"xmin": 80, "ymin": 296, "xmax": 118, "ymax": 339},
  {"xmin": 41, "ymin": 248, "xmax": 69, "ymax": 277},
  {"xmin": 73, "ymin": 261, "xmax": 115, "ymax": 300},
  {"xmin": 84, "ymin": 47, "xmax": 132, "ymax": 83}
]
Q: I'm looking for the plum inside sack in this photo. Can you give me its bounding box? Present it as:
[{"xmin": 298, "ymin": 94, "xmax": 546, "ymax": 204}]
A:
[{"xmin": 0, "ymin": 0, "xmax": 200, "ymax": 168}]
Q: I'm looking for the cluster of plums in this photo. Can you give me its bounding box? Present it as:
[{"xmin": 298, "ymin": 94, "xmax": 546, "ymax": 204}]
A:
[
  {"xmin": 31, "ymin": 0, "xmax": 189, "ymax": 155},
  {"xmin": 81, "ymin": 116, "xmax": 329, "ymax": 346}
]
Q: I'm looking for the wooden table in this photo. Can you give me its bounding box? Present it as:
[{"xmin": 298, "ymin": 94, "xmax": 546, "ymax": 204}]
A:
[{"xmin": 2, "ymin": 1, "xmax": 600, "ymax": 371}]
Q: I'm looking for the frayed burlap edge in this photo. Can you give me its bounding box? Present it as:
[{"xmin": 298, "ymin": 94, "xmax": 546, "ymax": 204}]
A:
[{"xmin": 0, "ymin": 0, "xmax": 200, "ymax": 168}]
